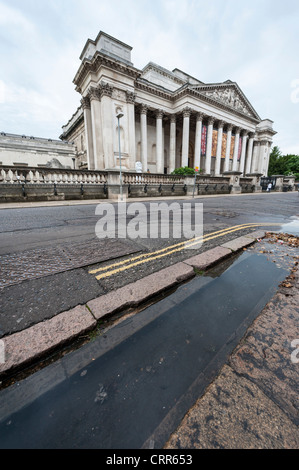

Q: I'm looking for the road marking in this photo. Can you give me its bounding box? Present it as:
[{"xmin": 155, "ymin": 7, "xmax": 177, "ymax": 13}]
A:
[{"xmin": 89, "ymin": 222, "xmax": 281, "ymax": 280}]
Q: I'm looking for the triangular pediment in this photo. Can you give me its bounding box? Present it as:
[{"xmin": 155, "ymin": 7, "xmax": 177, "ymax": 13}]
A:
[{"xmin": 191, "ymin": 83, "xmax": 260, "ymax": 120}]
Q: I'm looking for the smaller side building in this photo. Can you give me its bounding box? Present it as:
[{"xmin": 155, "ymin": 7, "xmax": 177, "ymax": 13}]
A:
[{"xmin": 0, "ymin": 132, "xmax": 76, "ymax": 169}]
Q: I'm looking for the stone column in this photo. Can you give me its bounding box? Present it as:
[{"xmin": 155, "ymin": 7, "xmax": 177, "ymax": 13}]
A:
[
  {"xmin": 99, "ymin": 82, "xmax": 114, "ymax": 169},
  {"xmin": 182, "ymin": 107, "xmax": 191, "ymax": 168},
  {"xmin": 81, "ymin": 96, "xmax": 95, "ymax": 170},
  {"xmin": 88, "ymin": 87, "xmax": 104, "ymax": 170},
  {"xmin": 232, "ymin": 127, "xmax": 241, "ymax": 171},
  {"xmin": 260, "ymin": 140, "xmax": 271, "ymax": 176},
  {"xmin": 239, "ymin": 130, "xmax": 248, "ymax": 175},
  {"xmin": 205, "ymin": 116, "xmax": 215, "ymax": 175},
  {"xmin": 126, "ymin": 91, "xmax": 136, "ymax": 170},
  {"xmin": 258, "ymin": 140, "xmax": 269, "ymax": 175},
  {"xmin": 224, "ymin": 124, "xmax": 233, "ymax": 172},
  {"xmin": 140, "ymin": 104, "xmax": 148, "ymax": 173},
  {"xmin": 156, "ymin": 109, "xmax": 164, "ymax": 174},
  {"xmin": 215, "ymin": 120, "xmax": 224, "ymax": 176},
  {"xmin": 251, "ymin": 141, "xmax": 260, "ymax": 173},
  {"xmin": 194, "ymin": 112, "xmax": 203, "ymax": 171},
  {"xmin": 169, "ymin": 114, "xmax": 176, "ymax": 174},
  {"xmin": 245, "ymin": 133, "xmax": 255, "ymax": 175}
]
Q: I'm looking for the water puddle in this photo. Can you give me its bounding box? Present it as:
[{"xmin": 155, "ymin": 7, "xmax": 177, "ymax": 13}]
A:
[{"xmin": 278, "ymin": 216, "xmax": 299, "ymax": 236}]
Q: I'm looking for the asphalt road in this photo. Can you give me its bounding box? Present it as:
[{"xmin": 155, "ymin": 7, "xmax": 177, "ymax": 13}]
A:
[
  {"xmin": 0, "ymin": 193, "xmax": 298, "ymax": 337},
  {"xmin": 0, "ymin": 192, "xmax": 298, "ymax": 450}
]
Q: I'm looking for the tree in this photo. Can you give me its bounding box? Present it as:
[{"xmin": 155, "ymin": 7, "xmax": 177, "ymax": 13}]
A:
[
  {"xmin": 268, "ymin": 147, "xmax": 299, "ymax": 180},
  {"xmin": 268, "ymin": 146, "xmax": 283, "ymax": 176}
]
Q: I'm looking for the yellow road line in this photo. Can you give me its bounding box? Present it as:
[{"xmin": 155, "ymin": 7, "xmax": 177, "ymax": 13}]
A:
[
  {"xmin": 91, "ymin": 222, "xmax": 281, "ymax": 280},
  {"xmin": 89, "ymin": 223, "xmax": 253, "ymax": 275}
]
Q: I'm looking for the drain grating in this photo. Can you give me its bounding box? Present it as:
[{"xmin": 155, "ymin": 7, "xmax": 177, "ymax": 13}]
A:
[{"xmin": 0, "ymin": 238, "xmax": 140, "ymax": 289}]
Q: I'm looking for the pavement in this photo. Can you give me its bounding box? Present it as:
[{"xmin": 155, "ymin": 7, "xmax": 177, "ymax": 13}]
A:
[
  {"xmin": 0, "ymin": 193, "xmax": 298, "ymax": 449},
  {"xmin": 165, "ymin": 236, "xmax": 299, "ymax": 449}
]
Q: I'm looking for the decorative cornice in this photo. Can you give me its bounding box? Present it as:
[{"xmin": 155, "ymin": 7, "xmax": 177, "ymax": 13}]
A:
[
  {"xmin": 173, "ymin": 86, "xmax": 260, "ymax": 124},
  {"xmin": 135, "ymin": 80, "xmax": 173, "ymax": 100},
  {"xmin": 74, "ymin": 52, "xmax": 141, "ymax": 89}
]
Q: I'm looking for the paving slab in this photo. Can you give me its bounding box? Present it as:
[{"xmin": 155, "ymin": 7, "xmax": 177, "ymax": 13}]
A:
[
  {"xmin": 165, "ymin": 364, "xmax": 299, "ymax": 449},
  {"xmin": 87, "ymin": 262, "xmax": 195, "ymax": 320},
  {"xmin": 220, "ymin": 235, "xmax": 256, "ymax": 252},
  {"xmin": 183, "ymin": 246, "xmax": 231, "ymax": 270},
  {"xmin": 244, "ymin": 230, "xmax": 266, "ymax": 240},
  {"xmin": 229, "ymin": 269, "xmax": 299, "ymax": 425},
  {"xmin": 0, "ymin": 305, "xmax": 96, "ymax": 377}
]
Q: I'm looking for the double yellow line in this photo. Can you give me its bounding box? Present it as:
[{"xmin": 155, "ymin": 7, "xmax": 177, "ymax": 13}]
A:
[{"xmin": 89, "ymin": 223, "xmax": 281, "ymax": 280}]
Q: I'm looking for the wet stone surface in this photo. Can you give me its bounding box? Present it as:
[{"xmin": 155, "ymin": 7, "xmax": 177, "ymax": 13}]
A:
[{"xmin": 165, "ymin": 233, "xmax": 299, "ymax": 449}]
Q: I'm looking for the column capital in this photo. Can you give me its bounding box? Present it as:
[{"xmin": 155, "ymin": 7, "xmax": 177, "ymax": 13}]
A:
[
  {"xmin": 248, "ymin": 132, "xmax": 255, "ymax": 139},
  {"xmin": 170, "ymin": 114, "xmax": 177, "ymax": 123},
  {"xmin": 99, "ymin": 82, "xmax": 114, "ymax": 98},
  {"xmin": 81, "ymin": 96, "xmax": 91, "ymax": 110},
  {"xmin": 156, "ymin": 109, "xmax": 164, "ymax": 119},
  {"xmin": 217, "ymin": 120, "xmax": 225, "ymax": 129},
  {"xmin": 182, "ymin": 107, "xmax": 192, "ymax": 118},
  {"xmin": 226, "ymin": 123, "xmax": 233, "ymax": 132},
  {"xmin": 208, "ymin": 116, "xmax": 216, "ymax": 126},
  {"xmin": 140, "ymin": 103, "xmax": 148, "ymax": 115},
  {"xmin": 196, "ymin": 112, "xmax": 204, "ymax": 122},
  {"xmin": 241, "ymin": 129, "xmax": 249, "ymax": 137},
  {"xmin": 234, "ymin": 126, "xmax": 241, "ymax": 134},
  {"xmin": 126, "ymin": 91, "xmax": 136, "ymax": 104},
  {"xmin": 87, "ymin": 86, "xmax": 101, "ymax": 101}
]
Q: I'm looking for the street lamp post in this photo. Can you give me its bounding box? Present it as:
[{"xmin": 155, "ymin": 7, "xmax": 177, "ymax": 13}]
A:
[{"xmin": 117, "ymin": 113, "xmax": 124, "ymax": 201}]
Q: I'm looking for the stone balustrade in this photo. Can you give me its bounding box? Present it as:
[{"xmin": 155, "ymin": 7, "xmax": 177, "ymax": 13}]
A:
[
  {"xmin": 123, "ymin": 172, "xmax": 186, "ymax": 185},
  {"xmin": 0, "ymin": 164, "xmax": 295, "ymax": 203},
  {"xmin": 0, "ymin": 166, "xmax": 108, "ymax": 185}
]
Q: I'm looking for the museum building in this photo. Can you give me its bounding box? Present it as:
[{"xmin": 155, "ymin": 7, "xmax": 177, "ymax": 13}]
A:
[{"xmin": 60, "ymin": 31, "xmax": 276, "ymax": 177}]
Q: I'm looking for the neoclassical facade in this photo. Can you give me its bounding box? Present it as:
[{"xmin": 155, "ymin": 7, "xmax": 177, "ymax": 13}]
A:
[{"xmin": 61, "ymin": 31, "xmax": 276, "ymax": 176}]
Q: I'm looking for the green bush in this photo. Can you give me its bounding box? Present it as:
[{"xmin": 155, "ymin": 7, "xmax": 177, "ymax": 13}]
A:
[{"xmin": 171, "ymin": 166, "xmax": 196, "ymax": 176}]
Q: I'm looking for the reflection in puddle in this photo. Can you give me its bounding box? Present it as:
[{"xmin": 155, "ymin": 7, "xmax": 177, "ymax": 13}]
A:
[{"xmin": 278, "ymin": 217, "xmax": 299, "ymax": 236}]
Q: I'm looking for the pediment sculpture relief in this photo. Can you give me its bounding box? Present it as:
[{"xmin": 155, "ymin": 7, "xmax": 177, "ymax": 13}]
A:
[{"xmin": 199, "ymin": 87, "xmax": 254, "ymax": 117}]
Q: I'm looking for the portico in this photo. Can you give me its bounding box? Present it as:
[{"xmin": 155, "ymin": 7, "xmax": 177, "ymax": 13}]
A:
[{"xmin": 61, "ymin": 32, "xmax": 276, "ymax": 177}]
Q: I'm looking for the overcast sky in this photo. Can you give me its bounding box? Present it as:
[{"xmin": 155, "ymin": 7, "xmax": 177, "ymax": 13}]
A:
[{"xmin": 0, "ymin": 0, "xmax": 298, "ymax": 155}]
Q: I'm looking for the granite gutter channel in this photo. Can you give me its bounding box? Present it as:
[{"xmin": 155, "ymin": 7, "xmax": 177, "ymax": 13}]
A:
[{"xmin": 0, "ymin": 230, "xmax": 266, "ymax": 381}]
